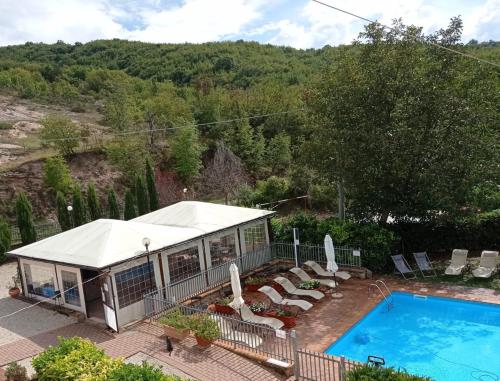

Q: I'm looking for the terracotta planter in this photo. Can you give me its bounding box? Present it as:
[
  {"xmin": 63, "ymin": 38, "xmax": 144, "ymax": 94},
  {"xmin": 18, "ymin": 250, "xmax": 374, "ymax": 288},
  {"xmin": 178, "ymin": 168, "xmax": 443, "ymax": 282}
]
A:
[
  {"xmin": 163, "ymin": 325, "xmax": 190, "ymax": 341},
  {"xmin": 195, "ymin": 336, "xmax": 214, "ymax": 347},
  {"xmin": 266, "ymin": 311, "xmax": 296, "ymax": 328},
  {"xmin": 8, "ymin": 287, "xmax": 20, "ymax": 298},
  {"xmin": 245, "ymin": 284, "xmax": 264, "ymax": 292},
  {"xmin": 214, "ymin": 304, "xmax": 234, "ymax": 315}
]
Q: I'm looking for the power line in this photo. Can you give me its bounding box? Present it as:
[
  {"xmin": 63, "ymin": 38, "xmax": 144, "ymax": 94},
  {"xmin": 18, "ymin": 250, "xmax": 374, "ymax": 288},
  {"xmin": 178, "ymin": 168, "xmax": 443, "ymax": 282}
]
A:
[
  {"xmin": 41, "ymin": 109, "xmax": 304, "ymax": 143},
  {"xmin": 310, "ymin": 0, "xmax": 500, "ymax": 69}
]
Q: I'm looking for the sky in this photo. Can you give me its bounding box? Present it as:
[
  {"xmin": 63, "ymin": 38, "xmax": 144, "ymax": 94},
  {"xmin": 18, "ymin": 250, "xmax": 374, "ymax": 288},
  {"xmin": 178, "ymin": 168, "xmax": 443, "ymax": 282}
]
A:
[{"xmin": 0, "ymin": 0, "xmax": 499, "ymax": 48}]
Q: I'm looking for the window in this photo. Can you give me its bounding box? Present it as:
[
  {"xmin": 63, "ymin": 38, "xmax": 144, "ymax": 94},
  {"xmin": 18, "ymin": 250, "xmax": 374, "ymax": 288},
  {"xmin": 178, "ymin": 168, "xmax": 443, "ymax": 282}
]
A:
[
  {"xmin": 244, "ymin": 223, "xmax": 267, "ymax": 253},
  {"xmin": 23, "ymin": 263, "xmax": 56, "ymax": 297},
  {"xmin": 209, "ymin": 233, "xmax": 236, "ymax": 267},
  {"xmin": 115, "ymin": 262, "xmax": 155, "ymax": 308},
  {"xmin": 167, "ymin": 246, "xmax": 201, "ymax": 283},
  {"xmin": 61, "ymin": 270, "xmax": 81, "ymax": 307}
]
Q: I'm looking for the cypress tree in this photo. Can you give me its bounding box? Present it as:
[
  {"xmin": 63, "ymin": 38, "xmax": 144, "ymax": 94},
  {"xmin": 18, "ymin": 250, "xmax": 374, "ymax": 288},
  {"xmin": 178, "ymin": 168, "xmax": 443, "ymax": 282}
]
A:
[
  {"xmin": 56, "ymin": 191, "xmax": 71, "ymax": 231},
  {"xmin": 135, "ymin": 175, "xmax": 149, "ymax": 216},
  {"xmin": 15, "ymin": 192, "xmax": 37, "ymax": 245},
  {"xmin": 0, "ymin": 217, "xmax": 12, "ymax": 262},
  {"xmin": 124, "ymin": 189, "xmax": 137, "ymax": 220},
  {"xmin": 86, "ymin": 182, "xmax": 101, "ymax": 221},
  {"xmin": 107, "ymin": 187, "xmax": 120, "ymax": 219},
  {"xmin": 145, "ymin": 159, "xmax": 159, "ymax": 211},
  {"xmin": 72, "ymin": 184, "xmax": 86, "ymax": 227}
]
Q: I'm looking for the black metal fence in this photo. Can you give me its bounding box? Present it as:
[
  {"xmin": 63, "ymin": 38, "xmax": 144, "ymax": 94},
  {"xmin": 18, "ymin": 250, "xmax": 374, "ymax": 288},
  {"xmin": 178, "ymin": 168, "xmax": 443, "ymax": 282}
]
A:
[{"xmin": 295, "ymin": 348, "xmax": 360, "ymax": 381}]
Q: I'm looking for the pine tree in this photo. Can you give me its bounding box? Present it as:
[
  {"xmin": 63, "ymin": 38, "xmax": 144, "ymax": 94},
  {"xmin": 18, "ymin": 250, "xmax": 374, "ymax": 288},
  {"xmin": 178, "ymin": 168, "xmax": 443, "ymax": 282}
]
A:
[
  {"xmin": 145, "ymin": 159, "xmax": 159, "ymax": 211},
  {"xmin": 135, "ymin": 175, "xmax": 149, "ymax": 216},
  {"xmin": 86, "ymin": 182, "xmax": 101, "ymax": 221},
  {"xmin": 107, "ymin": 187, "xmax": 120, "ymax": 219},
  {"xmin": 56, "ymin": 191, "xmax": 71, "ymax": 231},
  {"xmin": 15, "ymin": 192, "xmax": 37, "ymax": 245},
  {"xmin": 71, "ymin": 184, "xmax": 86, "ymax": 227},
  {"xmin": 124, "ymin": 189, "xmax": 137, "ymax": 220}
]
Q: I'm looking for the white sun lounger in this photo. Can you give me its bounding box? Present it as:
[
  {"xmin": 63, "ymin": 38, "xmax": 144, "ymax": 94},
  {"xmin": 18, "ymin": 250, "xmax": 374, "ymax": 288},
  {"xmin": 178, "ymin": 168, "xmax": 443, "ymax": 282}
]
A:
[
  {"xmin": 239, "ymin": 304, "xmax": 284, "ymax": 330},
  {"xmin": 303, "ymin": 260, "xmax": 351, "ymax": 281},
  {"xmin": 444, "ymin": 249, "xmax": 469, "ymax": 276},
  {"xmin": 211, "ymin": 315, "xmax": 263, "ymax": 348},
  {"xmin": 289, "ymin": 267, "xmax": 337, "ymax": 288},
  {"xmin": 413, "ymin": 252, "xmax": 437, "ymax": 277},
  {"xmin": 472, "ymin": 251, "xmax": 499, "ymax": 278},
  {"xmin": 391, "ymin": 255, "xmax": 416, "ymax": 279},
  {"xmin": 258, "ymin": 285, "xmax": 313, "ymax": 311},
  {"xmin": 274, "ymin": 277, "xmax": 324, "ymax": 300}
]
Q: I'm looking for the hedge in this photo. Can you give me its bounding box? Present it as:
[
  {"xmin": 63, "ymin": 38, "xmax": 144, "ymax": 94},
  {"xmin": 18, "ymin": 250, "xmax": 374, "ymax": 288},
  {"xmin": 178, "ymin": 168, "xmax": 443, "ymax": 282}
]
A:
[{"xmin": 347, "ymin": 365, "xmax": 433, "ymax": 381}]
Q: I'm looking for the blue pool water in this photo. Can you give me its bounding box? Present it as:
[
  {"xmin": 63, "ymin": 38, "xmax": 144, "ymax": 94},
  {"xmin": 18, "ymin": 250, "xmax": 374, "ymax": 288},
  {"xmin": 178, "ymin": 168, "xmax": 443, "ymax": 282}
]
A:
[{"xmin": 325, "ymin": 292, "xmax": 500, "ymax": 381}]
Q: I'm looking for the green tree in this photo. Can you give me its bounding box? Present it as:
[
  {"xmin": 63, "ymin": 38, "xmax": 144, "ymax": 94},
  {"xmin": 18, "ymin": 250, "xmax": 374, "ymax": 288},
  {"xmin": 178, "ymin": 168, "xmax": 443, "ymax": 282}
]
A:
[
  {"xmin": 86, "ymin": 182, "xmax": 101, "ymax": 221},
  {"xmin": 71, "ymin": 184, "xmax": 86, "ymax": 227},
  {"xmin": 305, "ymin": 18, "xmax": 499, "ymax": 221},
  {"xmin": 107, "ymin": 187, "xmax": 120, "ymax": 219},
  {"xmin": 171, "ymin": 125, "xmax": 203, "ymax": 184},
  {"xmin": 56, "ymin": 191, "xmax": 71, "ymax": 231},
  {"xmin": 103, "ymin": 87, "xmax": 138, "ymax": 131},
  {"xmin": 230, "ymin": 118, "xmax": 254, "ymax": 168},
  {"xmin": 15, "ymin": 193, "xmax": 37, "ymax": 245},
  {"xmin": 106, "ymin": 137, "xmax": 149, "ymax": 184},
  {"xmin": 124, "ymin": 189, "xmax": 137, "ymax": 220},
  {"xmin": 145, "ymin": 159, "xmax": 159, "ymax": 211},
  {"xmin": 40, "ymin": 114, "xmax": 81, "ymax": 157},
  {"xmin": 249, "ymin": 126, "xmax": 266, "ymax": 174},
  {"xmin": 266, "ymin": 133, "xmax": 291, "ymax": 174},
  {"xmin": 0, "ymin": 218, "xmax": 12, "ymax": 262},
  {"xmin": 135, "ymin": 175, "xmax": 149, "ymax": 216},
  {"xmin": 43, "ymin": 156, "xmax": 72, "ymax": 194}
]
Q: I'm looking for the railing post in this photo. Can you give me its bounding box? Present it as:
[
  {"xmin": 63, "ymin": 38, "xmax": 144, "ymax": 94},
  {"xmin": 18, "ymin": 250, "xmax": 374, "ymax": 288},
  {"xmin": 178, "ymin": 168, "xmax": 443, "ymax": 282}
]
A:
[
  {"xmin": 340, "ymin": 356, "xmax": 346, "ymax": 381},
  {"xmin": 291, "ymin": 329, "xmax": 300, "ymax": 380}
]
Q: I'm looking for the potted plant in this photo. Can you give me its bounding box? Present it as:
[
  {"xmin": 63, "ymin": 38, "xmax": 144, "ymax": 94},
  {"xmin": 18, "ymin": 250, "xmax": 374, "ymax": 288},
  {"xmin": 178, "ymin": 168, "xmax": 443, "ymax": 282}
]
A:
[
  {"xmin": 298, "ymin": 280, "xmax": 320, "ymax": 290},
  {"xmin": 157, "ymin": 307, "xmax": 190, "ymax": 341},
  {"xmin": 267, "ymin": 308, "xmax": 297, "ymax": 328},
  {"xmin": 189, "ymin": 313, "xmax": 220, "ymax": 347},
  {"xmin": 249, "ymin": 302, "xmax": 268, "ymax": 316},
  {"xmin": 245, "ymin": 276, "xmax": 267, "ymax": 292},
  {"xmin": 214, "ymin": 297, "xmax": 234, "ymax": 315},
  {"xmin": 8, "ymin": 275, "xmax": 21, "ymax": 298},
  {"xmin": 5, "ymin": 361, "xmax": 29, "ymax": 381}
]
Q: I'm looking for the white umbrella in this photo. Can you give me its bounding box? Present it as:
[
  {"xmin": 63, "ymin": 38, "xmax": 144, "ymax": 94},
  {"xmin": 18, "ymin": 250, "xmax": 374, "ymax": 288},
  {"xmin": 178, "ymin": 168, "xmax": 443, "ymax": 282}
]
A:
[
  {"xmin": 324, "ymin": 234, "xmax": 338, "ymax": 273},
  {"xmin": 228, "ymin": 263, "xmax": 244, "ymax": 309}
]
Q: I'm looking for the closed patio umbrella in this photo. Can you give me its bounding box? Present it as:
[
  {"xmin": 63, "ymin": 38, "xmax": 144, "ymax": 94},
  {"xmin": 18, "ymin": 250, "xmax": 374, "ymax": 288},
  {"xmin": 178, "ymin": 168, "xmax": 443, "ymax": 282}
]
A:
[
  {"xmin": 324, "ymin": 234, "xmax": 338, "ymax": 272},
  {"xmin": 229, "ymin": 263, "xmax": 244, "ymax": 309}
]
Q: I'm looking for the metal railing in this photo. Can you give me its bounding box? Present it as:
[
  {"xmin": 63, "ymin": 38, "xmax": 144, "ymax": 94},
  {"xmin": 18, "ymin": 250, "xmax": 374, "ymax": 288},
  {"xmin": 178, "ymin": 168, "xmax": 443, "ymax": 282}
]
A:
[{"xmin": 295, "ymin": 348, "xmax": 360, "ymax": 381}]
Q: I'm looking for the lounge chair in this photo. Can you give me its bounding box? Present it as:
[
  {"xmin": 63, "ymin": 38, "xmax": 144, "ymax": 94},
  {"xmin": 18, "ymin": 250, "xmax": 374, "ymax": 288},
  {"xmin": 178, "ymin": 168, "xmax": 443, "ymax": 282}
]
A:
[
  {"xmin": 444, "ymin": 249, "xmax": 469, "ymax": 276},
  {"xmin": 239, "ymin": 304, "xmax": 284, "ymax": 330},
  {"xmin": 413, "ymin": 252, "xmax": 437, "ymax": 277},
  {"xmin": 304, "ymin": 260, "xmax": 351, "ymax": 281},
  {"xmin": 211, "ymin": 315, "xmax": 263, "ymax": 348},
  {"xmin": 472, "ymin": 251, "xmax": 499, "ymax": 278},
  {"xmin": 274, "ymin": 277, "xmax": 324, "ymax": 300},
  {"xmin": 289, "ymin": 267, "xmax": 337, "ymax": 288},
  {"xmin": 258, "ymin": 285, "xmax": 313, "ymax": 311},
  {"xmin": 391, "ymin": 255, "xmax": 416, "ymax": 279}
]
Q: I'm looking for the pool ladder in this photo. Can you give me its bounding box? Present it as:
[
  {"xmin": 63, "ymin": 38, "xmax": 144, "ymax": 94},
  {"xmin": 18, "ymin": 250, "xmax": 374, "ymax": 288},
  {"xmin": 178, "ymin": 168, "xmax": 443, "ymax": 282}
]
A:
[{"xmin": 369, "ymin": 280, "xmax": 393, "ymax": 310}]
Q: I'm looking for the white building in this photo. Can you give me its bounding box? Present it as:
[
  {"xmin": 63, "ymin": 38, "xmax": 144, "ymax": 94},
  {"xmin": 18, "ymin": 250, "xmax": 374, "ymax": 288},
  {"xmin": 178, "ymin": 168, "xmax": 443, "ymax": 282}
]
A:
[{"xmin": 8, "ymin": 201, "xmax": 274, "ymax": 331}]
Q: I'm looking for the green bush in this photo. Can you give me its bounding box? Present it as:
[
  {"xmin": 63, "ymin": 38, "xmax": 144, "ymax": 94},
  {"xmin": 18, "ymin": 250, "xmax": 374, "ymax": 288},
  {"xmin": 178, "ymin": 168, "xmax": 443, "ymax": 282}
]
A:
[
  {"xmin": 107, "ymin": 362, "xmax": 183, "ymax": 381},
  {"xmin": 253, "ymin": 176, "xmax": 290, "ymax": 205},
  {"xmin": 32, "ymin": 337, "xmax": 121, "ymax": 381},
  {"xmin": 189, "ymin": 313, "xmax": 220, "ymax": 341},
  {"xmin": 346, "ymin": 365, "xmax": 432, "ymax": 381},
  {"xmin": 157, "ymin": 308, "xmax": 190, "ymax": 330},
  {"xmin": 43, "ymin": 156, "xmax": 73, "ymax": 194}
]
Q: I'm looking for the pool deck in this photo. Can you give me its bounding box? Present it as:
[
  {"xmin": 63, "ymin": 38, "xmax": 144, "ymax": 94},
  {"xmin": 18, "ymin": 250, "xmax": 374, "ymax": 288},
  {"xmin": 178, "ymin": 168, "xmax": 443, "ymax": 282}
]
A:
[{"xmin": 291, "ymin": 276, "xmax": 500, "ymax": 352}]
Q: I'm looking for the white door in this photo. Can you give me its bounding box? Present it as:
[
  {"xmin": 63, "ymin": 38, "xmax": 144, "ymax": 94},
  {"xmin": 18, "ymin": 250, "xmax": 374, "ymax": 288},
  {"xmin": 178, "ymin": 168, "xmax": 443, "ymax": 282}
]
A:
[
  {"xmin": 101, "ymin": 275, "xmax": 118, "ymax": 331},
  {"xmin": 56, "ymin": 266, "xmax": 86, "ymax": 313}
]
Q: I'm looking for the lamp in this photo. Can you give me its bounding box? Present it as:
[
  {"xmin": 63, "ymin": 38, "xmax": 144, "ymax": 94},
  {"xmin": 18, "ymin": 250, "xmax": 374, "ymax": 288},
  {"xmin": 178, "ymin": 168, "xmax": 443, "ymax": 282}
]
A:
[
  {"xmin": 142, "ymin": 237, "xmax": 153, "ymax": 287},
  {"xmin": 142, "ymin": 237, "xmax": 151, "ymax": 249}
]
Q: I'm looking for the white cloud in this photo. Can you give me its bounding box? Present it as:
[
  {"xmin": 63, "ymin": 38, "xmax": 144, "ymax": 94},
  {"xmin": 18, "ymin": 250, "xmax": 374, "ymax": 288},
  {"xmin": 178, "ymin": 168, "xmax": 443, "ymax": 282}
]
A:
[{"xmin": 463, "ymin": 0, "xmax": 500, "ymax": 42}]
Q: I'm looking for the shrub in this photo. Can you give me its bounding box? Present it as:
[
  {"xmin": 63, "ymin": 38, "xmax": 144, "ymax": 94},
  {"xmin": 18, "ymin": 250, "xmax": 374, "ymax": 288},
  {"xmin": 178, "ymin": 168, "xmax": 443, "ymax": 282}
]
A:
[
  {"xmin": 245, "ymin": 276, "xmax": 266, "ymax": 285},
  {"xmin": 5, "ymin": 361, "xmax": 29, "ymax": 381},
  {"xmin": 43, "ymin": 156, "xmax": 73, "ymax": 194},
  {"xmin": 107, "ymin": 187, "xmax": 121, "ymax": 219},
  {"xmin": 32, "ymin": 337, "xmax": 121, "ymax": 381},
  {"xmin": 86, "ymin": 182, "xmax": 101, "ymax": 221},
  {"xmin": 346, "ymin": 365, "xmax": 432, "ymax": 381},
  {"xmin": 71, "ymin": 184, "xmax": 87, "ymax": 227},
  {"xmin": 124, "ymin": 188, "xmax": 137, "ymax": 221},
  {"xmin": 0, "ymin": 218, "xmax": 12, "ymax": 263},
  {"xmin": 253, "ymin": 176, "xmax": 290, "ymax": 205},
  {"xmin": 298, "ymin": 280, "xmax": 320, "ymax": 290},
  {"xmin": 107, "ymin": 362, "xmax": 169, "ymax": 381},
  {"xmin": 135, "ymin": 175, "xmax": 149, "ymax": 216},
  {"xmin": 157, "ymin": 308, "xmax": 190, "ymax": 330},
  {"xmin": 249, "ymin": 302, "xmax": 267, "ymax": 313},
  {"xmin": 40, "ymin": 114, "xmax": 81, "ymax": 157},
  {"xmin": 189, "ymin": 313, "xmax": 220, "ymax": 341}
]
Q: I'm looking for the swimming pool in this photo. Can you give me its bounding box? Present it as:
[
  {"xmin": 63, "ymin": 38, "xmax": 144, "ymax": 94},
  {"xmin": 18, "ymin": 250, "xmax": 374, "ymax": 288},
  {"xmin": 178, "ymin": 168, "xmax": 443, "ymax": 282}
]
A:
[{"xmin": 325, "ymin": 292, "xmax": 500, "ymax": 381}]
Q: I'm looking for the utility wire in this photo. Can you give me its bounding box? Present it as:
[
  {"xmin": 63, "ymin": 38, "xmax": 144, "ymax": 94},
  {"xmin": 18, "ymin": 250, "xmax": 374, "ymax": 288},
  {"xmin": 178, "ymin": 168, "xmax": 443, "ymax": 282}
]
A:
[
  {"xmin": 41, "ymin": 109, "xmax": 304, "ymax": 143},
  {"xmin": 311, "ymin": 0, "xmax": 500, "ymax": 69}
]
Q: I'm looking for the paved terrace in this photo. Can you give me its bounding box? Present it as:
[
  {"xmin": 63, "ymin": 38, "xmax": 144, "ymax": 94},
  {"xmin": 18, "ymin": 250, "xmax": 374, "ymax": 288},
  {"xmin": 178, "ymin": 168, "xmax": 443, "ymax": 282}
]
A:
[{"xmin": 0, "ymin": 276, "xmax": 498, "ymax": 380}]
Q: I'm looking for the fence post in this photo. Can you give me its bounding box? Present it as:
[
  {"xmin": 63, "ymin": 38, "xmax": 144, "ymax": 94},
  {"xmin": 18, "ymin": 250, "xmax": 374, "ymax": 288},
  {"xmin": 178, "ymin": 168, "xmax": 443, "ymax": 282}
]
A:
[
  {"xmin": 340, "ymin": 356, "xmax": 346, "ymax": 381},
  {"xmin": 291, "ymin": 329, "xmax": 300, "ymax": 380}
]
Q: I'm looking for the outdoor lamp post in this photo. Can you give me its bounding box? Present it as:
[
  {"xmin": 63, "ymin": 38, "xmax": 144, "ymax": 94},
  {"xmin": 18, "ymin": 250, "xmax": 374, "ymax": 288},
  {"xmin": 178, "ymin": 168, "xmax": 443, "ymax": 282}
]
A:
[
  {"xmin": 67, "ymin": 205, "xmax": 73, "ymax": 228},
  {"xmin": 142, "ymin": 237, "xmax": 153, "ymax": 289}
]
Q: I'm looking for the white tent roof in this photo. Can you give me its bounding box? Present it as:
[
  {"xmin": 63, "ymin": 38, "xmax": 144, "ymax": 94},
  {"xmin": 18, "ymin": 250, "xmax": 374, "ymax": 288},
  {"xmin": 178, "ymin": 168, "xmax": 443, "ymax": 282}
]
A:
[
  {"xmin": 9, "ymin": 219, "xmax": 201, "ymax": 269},
  {"xmin": 132, "ymin": 201, "xmax": 274, "ymax": 234},
  {"xmin": 9, "ymin": 202, "xmax": 274, "ymax": 269}
]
